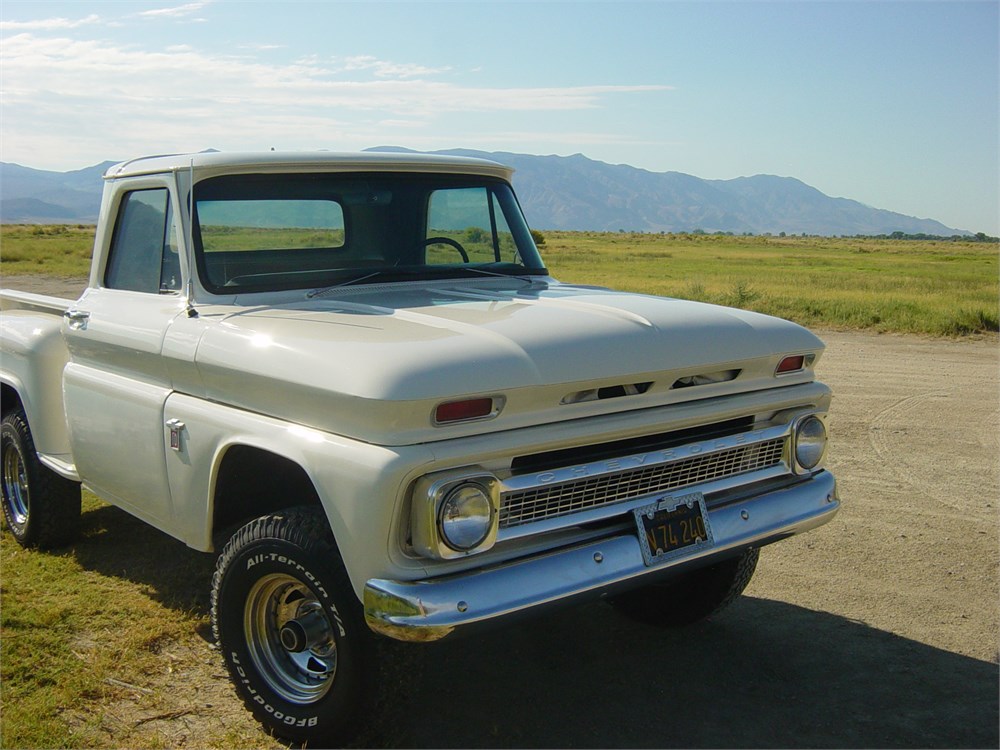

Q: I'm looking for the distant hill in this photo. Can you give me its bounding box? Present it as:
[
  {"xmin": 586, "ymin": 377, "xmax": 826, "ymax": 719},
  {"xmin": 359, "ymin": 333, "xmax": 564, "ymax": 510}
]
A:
[
  {"xmin": 374, "ymin": 148, "xmax": 965, "ymax": 236},
  {"xmin": 1, "ymin": 161, "xmax": 115, "ymax": 224},
  {"xmin": 0, "ymin": 150, "xmax": 967, "ymax": 236}
]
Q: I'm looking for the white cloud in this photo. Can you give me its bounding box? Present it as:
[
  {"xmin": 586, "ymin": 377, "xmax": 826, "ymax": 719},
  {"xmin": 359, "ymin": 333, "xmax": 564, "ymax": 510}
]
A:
[
  {"xmin": 0, "ymin": 33, "xmax": 673, "ymax": 169},
  {"xmin": 1, "ymin": 34, "xmax": 670, "ymax": 113},
  {"xmin": 339, "ymin": 55, "xmax": 451, "ymax": 79},
  {"xmin": 137, "ymin": 2, "xmax": 209, "ymax": 19},
  {"xmin": 376, "ymin": 119, "xmax": 431, "ymax": 129},
  {"xmin": 0, "ymin": 14, "xmax": 100, "ymax": 31},
  {"xmin": 467, "ymin": 131, "xmax": 672, "ymax": 149},
  {"xmin": 239, "ymin": 43, "xmax": 285, "ymax": 51}
]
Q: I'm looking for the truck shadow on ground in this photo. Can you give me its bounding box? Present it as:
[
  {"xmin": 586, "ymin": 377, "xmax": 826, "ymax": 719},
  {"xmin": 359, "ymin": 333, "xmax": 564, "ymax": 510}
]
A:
[
  {"xmin": 369, "ymin": 599, "xmax": 999, "ymax": 749},
  {"xmin": 72, "ymin": 503, "xmax": 998, "ymax": 749}
]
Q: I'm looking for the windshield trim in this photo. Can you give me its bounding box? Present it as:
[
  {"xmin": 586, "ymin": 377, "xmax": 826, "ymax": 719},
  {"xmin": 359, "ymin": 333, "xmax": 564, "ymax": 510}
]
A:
[
  {"xmin": 305, "ymin": 263, "xmax": 549, "ymax": 298},
  {"xmin": 191, "ymin": 172, "xmax": 545, "ymax": 296}
]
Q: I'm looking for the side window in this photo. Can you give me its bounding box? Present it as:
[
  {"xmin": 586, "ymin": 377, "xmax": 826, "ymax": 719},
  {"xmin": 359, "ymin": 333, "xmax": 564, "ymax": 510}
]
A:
[
  {"xmin": 425, "ymin": 187, "xmax": 518, "ymax": 264},
  {"xmin": 105, "ymin": 188, "xmax": 180, "ymax": 293}
]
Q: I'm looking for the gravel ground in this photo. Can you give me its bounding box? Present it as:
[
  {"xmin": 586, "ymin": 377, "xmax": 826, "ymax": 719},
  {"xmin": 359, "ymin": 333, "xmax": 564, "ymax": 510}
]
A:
[{"xmin": 2, "ymin": 274, "xmax": 997, "ymax": 748}]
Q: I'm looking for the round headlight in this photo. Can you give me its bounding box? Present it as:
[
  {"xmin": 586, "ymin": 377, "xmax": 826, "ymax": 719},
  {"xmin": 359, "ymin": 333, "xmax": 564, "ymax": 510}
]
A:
[
  {"xmin": 438, "ymin": 483, "xmax": 494, "ymax": 551},
  {"xmin": 794, "ymin": 415, "xmax": 828, "ymax": 471}
]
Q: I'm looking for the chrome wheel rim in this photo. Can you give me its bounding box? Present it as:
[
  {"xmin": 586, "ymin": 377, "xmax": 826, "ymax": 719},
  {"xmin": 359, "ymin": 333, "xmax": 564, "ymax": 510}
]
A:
[
  {"xmin": 244, "ymin": 573, "xmax": 338, "ymax": 703},
  {"xmin": 1, "ymin": 441, "xmax": 29, "ymax": 528}
]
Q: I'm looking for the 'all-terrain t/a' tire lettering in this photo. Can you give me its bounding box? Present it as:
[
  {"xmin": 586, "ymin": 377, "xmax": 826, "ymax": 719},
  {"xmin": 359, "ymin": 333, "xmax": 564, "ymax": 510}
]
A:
[{"xmin": 211, "ymin": 508, "xmax": 374, "ymax": 745}]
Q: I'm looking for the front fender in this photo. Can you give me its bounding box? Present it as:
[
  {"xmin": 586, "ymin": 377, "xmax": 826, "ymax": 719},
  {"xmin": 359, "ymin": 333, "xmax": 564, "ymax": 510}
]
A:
[{"xmin": 162, "ymin": 393, "xmax": 435, "ymax": 600}]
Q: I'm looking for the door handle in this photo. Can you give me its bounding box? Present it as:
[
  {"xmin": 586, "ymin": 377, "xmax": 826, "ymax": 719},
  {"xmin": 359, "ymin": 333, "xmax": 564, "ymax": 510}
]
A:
[{"xmin": 63, "ymin": 309, "xmax": 91, "ymax": 330}]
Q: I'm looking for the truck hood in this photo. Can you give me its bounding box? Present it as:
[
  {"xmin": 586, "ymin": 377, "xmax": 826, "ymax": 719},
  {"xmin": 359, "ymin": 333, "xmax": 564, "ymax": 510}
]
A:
[{"xmin": 192, "ymin": 280, "xmax": 825, "ymax": 445}]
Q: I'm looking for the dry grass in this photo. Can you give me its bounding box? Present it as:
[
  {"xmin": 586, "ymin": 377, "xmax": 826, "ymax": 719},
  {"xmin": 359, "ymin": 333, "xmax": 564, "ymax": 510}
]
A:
[
  {"xmin": 4, "ymin": 224, "xmax": 995, "ymax": 335},
  {"xmin": 0, "ymin": 493, "xmax": 283, "ymax": 749},
  {"xmin": 541, "ymin": 231, "xmax": 999, "ymax": 336}
]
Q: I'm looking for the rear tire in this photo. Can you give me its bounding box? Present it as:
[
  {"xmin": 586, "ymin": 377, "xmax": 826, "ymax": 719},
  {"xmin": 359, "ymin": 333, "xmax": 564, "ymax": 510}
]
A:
[
  {"xmin": 211, "ymin": 508, "xmax": 374, "ymax": 745},
  {"xmin": 1, "ymin": 407, "xmax": 81, "ymax": 548},
  {"xmin": 610, "ymin": 548, "xmax": 759, "ymax": 627}
]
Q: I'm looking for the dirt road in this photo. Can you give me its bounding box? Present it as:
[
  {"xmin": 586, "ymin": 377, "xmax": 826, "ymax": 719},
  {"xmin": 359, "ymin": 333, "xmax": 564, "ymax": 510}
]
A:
[{"xmin": 2, "ymin": 275, "xmax": 997, "ymax": 747}]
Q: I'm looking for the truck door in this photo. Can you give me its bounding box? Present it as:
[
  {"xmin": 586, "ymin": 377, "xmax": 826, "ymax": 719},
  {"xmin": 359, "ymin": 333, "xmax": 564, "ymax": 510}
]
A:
[{"xmin": 63, "ymin": 183, "xmax": 187, "ymax": 532}]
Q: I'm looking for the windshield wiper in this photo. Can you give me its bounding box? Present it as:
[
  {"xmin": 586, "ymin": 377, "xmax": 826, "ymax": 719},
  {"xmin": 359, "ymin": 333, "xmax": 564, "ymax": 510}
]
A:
[
  {"xmin": 306, "ymin": 267, "xmax": 433, "ymax": 298},
  {"xmin": 307, "ymin": 271, "xmax": 381, "ymax": 296},
  {"xmin": 451, "ymin": 265, "xmax": 545, "ymax": 285}
]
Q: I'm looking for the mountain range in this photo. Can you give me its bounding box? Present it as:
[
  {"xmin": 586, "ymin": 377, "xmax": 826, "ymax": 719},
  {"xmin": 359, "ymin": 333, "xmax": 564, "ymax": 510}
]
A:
[{"xmin": 0, "ymin": 149, "xmax": 966, "ymax": 236}]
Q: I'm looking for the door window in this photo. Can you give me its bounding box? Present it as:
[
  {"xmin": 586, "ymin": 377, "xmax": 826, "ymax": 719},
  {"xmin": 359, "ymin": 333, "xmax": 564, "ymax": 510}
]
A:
[{"xmin": 105, "ymin": 189, "xmax": 180, "ymax": 293}]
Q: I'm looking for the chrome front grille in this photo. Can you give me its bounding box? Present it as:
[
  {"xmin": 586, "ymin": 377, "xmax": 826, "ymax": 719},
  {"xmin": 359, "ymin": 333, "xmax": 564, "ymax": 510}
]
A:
[{"xmin": 499, "ymin": 437, "xmax": 786, "ymax": 529}]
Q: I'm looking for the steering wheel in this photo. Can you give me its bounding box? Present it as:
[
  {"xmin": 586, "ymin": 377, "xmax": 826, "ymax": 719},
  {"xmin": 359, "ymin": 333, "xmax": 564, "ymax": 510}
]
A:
[{"xmin": 423, "ymin": 236, "xmax": 469, "ymax": 263}]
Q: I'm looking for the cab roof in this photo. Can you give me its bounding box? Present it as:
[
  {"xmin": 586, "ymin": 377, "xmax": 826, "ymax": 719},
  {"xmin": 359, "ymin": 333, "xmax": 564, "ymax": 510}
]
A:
[{"xmin": 104, "ymin": 151, "xmax": 514, "ymax": 181}]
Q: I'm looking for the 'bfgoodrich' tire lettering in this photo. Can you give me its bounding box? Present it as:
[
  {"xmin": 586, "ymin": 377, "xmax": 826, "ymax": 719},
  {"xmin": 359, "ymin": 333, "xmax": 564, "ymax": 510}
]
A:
[
  {"xmin": 229, "ymin": 652, "xmax": 320, "ymax": 726},
  {"xmin": 211, "ymin": 508, "xmax": 374, "ymax": 745}
]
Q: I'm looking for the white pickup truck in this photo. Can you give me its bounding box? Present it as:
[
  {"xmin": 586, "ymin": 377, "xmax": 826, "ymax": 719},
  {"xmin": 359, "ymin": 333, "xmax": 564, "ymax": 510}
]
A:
[{"xmin": 1, "ymin": 151, "xmax": 838, "ymax": 743}]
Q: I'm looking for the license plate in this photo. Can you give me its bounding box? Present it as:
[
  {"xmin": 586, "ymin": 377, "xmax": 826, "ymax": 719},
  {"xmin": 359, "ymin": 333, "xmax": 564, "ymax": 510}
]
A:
[{"xmin": 633, "ymin": 492, "xmax": 714, "ymax": 567}]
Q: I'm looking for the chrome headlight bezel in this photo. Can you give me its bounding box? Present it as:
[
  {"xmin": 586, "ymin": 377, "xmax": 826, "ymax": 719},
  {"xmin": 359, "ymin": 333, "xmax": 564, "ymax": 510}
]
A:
[
  {"xmin": 792, "ymin": 414, "xmax": 828, "ymax": 473},
  {"xmin": 411, "ymin": 470, "xmax": 500, "ymax": 559}
]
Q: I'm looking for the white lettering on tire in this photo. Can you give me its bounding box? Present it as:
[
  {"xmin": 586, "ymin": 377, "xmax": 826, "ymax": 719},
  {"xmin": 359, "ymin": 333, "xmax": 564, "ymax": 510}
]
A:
[
  {"xmin": 244, "ymin": 553, "xmax": 330, "ymax": 599},
  {"xmin": 230, "ymin": 652, "xmax": 319, "ymax": 726}
]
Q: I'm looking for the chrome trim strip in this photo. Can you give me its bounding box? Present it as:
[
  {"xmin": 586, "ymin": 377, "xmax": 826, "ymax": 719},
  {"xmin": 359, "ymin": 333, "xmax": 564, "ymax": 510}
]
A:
[
  {"xmin": 502, "ymin": 423, "xmax": 790, "ymax": 493},
  {"xmin": 365, "ymin": 471, "xmax": 838, "ymax": 642}
]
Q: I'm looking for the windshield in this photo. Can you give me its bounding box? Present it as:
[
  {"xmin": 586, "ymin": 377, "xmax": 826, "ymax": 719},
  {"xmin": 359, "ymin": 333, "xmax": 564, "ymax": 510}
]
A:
[{"xmin": 192, "ymin": 172, "xmax": 546, "ymax": 293}]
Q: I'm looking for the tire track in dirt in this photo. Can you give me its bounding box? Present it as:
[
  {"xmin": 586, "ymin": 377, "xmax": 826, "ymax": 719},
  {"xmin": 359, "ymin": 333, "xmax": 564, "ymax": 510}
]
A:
[{"xmin": 868, "ymin": 388, "xmax": 995, "ymax": 515}]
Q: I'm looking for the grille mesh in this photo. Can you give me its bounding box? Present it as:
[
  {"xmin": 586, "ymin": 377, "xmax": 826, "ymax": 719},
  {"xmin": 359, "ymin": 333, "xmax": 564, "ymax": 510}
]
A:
[{"xmin": 500, "ymin": 438, "xmax": 785, "ymax": 529}]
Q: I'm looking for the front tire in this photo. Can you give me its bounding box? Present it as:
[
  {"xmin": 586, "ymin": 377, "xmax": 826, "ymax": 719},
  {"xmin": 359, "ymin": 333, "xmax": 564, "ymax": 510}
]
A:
[
  {"xmin": 1, "ymin": 407, "xmax": 81, "ymax": 548},
  {"xmin": 211, "ymin": 508, "xmax": 374, "ymax": 745},
  {"xmin": 610, "ymin": 548, "xmax": 760, "ymax": 627}
]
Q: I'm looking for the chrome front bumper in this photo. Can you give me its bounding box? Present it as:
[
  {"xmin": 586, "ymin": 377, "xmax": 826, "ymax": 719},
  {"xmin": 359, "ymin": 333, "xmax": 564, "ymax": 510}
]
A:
[{"xmin": 363, "ymin": 471, "xmax": 839, "ymax": 642}]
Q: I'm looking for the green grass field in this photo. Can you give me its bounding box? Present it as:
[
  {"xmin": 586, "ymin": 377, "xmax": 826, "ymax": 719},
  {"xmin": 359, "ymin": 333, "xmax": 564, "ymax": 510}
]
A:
[
  {"xmin": 1, "ymin": 224, "xmax": 997, "ymax": 335},
  {"xmin": 541, "ymin": 231, "xmax": 998, "ymax": 336},
  {"xmin": 0, "ymin": 224, "xmax": 96, "ymax": 277}
]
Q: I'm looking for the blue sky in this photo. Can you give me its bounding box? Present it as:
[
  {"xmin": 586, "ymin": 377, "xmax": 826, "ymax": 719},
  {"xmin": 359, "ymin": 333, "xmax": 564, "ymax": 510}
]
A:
[{"xmin": 2, "ymin": 1, "xmax": 997, "ymax": 233}]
